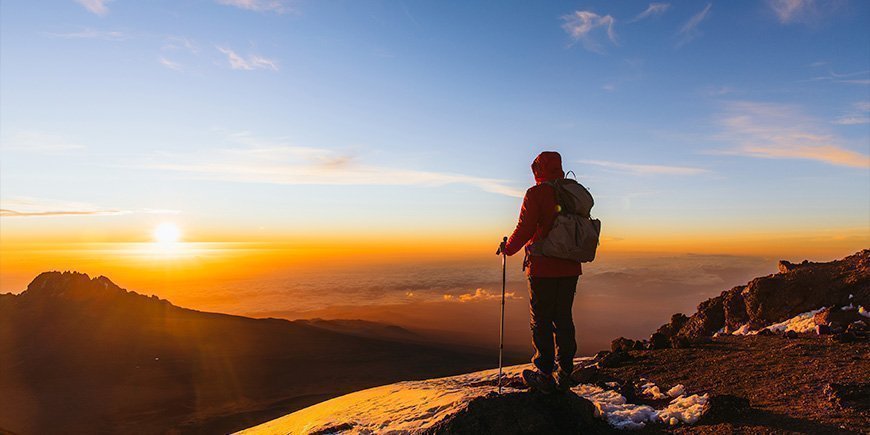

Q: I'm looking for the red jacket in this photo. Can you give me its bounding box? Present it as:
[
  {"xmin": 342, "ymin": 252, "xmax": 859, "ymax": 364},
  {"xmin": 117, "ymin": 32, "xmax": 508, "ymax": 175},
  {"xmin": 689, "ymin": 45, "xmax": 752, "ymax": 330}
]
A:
[{"xmin": 504, "ymin": 152, "xmax": 582, "ymax": 277}]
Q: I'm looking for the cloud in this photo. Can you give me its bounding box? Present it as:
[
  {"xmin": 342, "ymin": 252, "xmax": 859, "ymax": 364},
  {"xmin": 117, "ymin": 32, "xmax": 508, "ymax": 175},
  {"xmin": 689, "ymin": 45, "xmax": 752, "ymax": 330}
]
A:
[
  {"xmin": 712, "ymin": 101, "xmax": 869, "ymax": 169},
  {"xmin": 676, "ymin": 3, "xmax": 712, "ymax": 47},
  {"xmin": 216, "ymin": 0, "xmax": 293, "ymax": 14},
  {"xmin": 443, "ymin": 288, "xmax": 521, "ymax": 303},
  {"xmin": 142, "ymin": 133, "xmax": 524, "ymax": 197},
  {"xmin": 217, "ymin": 47, "xmax": 278, "ymax": 71},
  {"xmin": 159, "ymin": 57, "xmax": 183, "ymax": 71},
  {"xmin": 75, "ymin": 0, "xmax": 112, "ymax": 16},
  {"xmin": 561, "ymin": 10, "xmax": 617, "ymax": 53},
  {"xmin": 1, "ymin": 131, "xmax": 84, "ymax": 154},
  {"xmin": 833, "ymin": 101, "xmax": 870, "ymax": 125},
  {"xmin": 162, "ymin": 36, "xmax": 199, "ymax": 54},
  {"xmin": 0, "ymin": 197, "xmax": 180, "ymax": 218},
  {"xmin": 768, "ymin": 0, "xmax": 818, "ymax": 24},
  {"xmin": 807, "ymin": 69, "xmax": 870, "ymax": 86},
  {"xmin": 630, "ymin": 3, "xmax": 670, "ymax": 23},
  {"xmin": 579, "ymin": 160, "xmax": 708, "ymax": 176},
  {"xmin": 47, "ymin": 28, "xmax": 126, "ymax": 40}
]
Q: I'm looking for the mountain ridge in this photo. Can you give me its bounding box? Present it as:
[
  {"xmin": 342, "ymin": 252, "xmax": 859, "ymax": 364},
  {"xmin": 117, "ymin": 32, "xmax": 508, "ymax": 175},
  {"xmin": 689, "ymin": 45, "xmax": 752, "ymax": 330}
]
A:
[{"xmin": 0, "ymin": 271, "xmax": 495, "ymax": 434}]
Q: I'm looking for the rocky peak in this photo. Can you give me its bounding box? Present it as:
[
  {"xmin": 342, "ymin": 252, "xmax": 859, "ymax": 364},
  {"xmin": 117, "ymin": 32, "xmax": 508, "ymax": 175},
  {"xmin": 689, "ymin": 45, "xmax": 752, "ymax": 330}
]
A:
[{"xmin": 15, "ymin": 271, "xmax": 172, "ymax": 308}]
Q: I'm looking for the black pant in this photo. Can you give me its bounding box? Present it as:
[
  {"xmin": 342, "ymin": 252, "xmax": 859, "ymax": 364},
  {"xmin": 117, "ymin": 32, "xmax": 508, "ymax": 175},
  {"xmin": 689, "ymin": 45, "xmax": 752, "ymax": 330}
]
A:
[{"xmin": 528, "ymin": 276, "xmax": 578, "ymax": 375}]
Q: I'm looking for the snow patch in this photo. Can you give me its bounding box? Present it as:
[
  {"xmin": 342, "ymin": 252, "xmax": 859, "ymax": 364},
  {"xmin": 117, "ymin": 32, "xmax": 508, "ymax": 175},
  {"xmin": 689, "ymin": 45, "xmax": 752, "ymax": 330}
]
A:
[
  {"xmin": 731, "ymin": 323, "xmax": 757, "ymax": 335},
  {"xmin": 765, "ymin": 307, "xmax": 826, "ymax": 334},
  {"xmin": 658, "ymin": 393, "xmax": 709, "ymax": 426},
  {"xmin": 666, "ymin": 384, "xmax": 686, "ymax": 398},
  {"xmin": 574, "ymin": 384, "xmax": 657, "ymax": 430},
  {"xmin": 640, "ymin": 382, "xmax": 667, "ymax": 400}
]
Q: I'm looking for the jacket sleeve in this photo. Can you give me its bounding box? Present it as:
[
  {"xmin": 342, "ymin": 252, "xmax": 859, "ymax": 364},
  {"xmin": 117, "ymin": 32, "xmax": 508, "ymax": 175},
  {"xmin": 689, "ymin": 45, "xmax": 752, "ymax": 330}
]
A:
[{"xmin": 504, "ymin": 189, "xmax": 539, "ymax": 256}]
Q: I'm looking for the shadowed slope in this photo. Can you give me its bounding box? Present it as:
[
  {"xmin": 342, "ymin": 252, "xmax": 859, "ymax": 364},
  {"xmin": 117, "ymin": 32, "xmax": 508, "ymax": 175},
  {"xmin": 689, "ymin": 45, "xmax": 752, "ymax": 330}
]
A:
[{"xmin": 0, "ymin": 272, "xmax": 493, "ymax": 434}]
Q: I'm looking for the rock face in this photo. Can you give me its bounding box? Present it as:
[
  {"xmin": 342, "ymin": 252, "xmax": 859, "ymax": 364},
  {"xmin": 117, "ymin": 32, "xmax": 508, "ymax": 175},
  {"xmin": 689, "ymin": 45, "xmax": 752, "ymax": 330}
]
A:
[
  {"xmin": 424, "ymin": 391, "xmax": 600, "ymax": 434},
  {"xmin": 655, "ymin": 250, "xmax": 869, "ymax": 346}
]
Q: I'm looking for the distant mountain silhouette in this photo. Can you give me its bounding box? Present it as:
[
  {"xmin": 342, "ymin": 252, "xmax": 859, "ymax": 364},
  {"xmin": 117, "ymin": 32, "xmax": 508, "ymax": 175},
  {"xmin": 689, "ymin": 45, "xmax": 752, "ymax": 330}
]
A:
[{"xmin": 0, "ymin": 272, "xmax": 494, "ymax": 434}]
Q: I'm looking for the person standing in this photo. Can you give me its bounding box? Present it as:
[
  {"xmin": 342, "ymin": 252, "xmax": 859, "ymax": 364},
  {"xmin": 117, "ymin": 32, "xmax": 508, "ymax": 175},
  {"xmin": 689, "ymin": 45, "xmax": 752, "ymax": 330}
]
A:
[{"xmin": 497, "ymin": 151, "xmax": 581, "ymax": 393}]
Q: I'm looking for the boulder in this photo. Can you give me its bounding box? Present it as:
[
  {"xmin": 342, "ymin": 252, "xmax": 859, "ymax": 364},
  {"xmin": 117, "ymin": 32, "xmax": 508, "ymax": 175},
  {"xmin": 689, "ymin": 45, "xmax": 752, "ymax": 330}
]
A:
[
  {"xmin": 649, "ymin": 332, "xmax": 670, "ymax": 350},
  {"xmin": 722, "ymin": 286, "xmax": 749, "ymax": 332},
  {"xmin": 595, "ymin": 350, "xmax": 632, "ymax": 368},
  {"xmin": 655, "ymin": 313, "xmax": 690, "ymax": 339},
  {"xmin": 674, "ymin": 295, "xmax": 726, "ymax": 344},
  {"xmin": 814, "ymin": 306, "xmax": 865, "ymax": 328},
  {"xmin": 424, "ymin": 391, "xmax": 601, "ymax": 434},
  {"xmin": 611, "ymin": 337, "xmax": 642, "ymax": 353},
  {"xmin": 670, "ymin": 335, "xmax": 691, "ymax": 349},
  {"xmin": 700, "ymin": 394, "xmax": 751, "ymax": 423}
]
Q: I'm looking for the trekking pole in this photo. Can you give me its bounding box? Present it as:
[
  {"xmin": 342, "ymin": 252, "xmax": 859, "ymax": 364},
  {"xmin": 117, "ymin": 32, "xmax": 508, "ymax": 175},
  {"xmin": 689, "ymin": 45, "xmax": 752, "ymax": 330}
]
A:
[{"xmin": 498, "ymin": 236, "xmax": 507, "ymax": 395}]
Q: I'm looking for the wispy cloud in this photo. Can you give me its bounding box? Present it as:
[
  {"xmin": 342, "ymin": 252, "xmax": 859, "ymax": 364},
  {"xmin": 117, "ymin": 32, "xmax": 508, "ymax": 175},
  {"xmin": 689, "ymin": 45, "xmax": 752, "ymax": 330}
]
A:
[
  {"xmin": 676, "ymin": 3, "xmax": 712, "ymax": 47},
  {"xmin": 806, "ymin": 69, "xmax": 870, "ymax": 86},
  {"xmin": 712, "ymin": 101, "xmax": 869, "ymax": 169},
  {"xmin": 47, "ymin": 28, "xmax": 126, "ymax": 40},
  {"xmin": 833, "ymin": 101, "xmax": 870, "ymax": 125},
  {"xmin": 217, "ymin": 47, "xmax": 278, "ymax": 71},
  {"xmin": 0, "ymin": 197, "xmax": 180, "ymax": 218},
  {"xmin": 443, "ymin": 288, "xmax": 521, "ymax": 303},
  {"xmin": 158, "ymin": 57, "xmax": 183, "ymax": 71},
  {"xmin": 579, "ymin": 160, "xmax": 708, "ymax": 176},
  {"xmin": 75, "ymin": 0, "xmax": 113, "ymax": 16},
  {"xmin": 768, "ymin": 0, "xmax": 818, "ymax": 24},
  {"xmin": 216, "ymin": 0, "xmax": 293, "ymax": 14},
  {"xmin": 142, "ymin": 133, "xmax": 524, "ymax": 197},
  {"xmin": 162, "ymin": 36, "xmax": 199, "ymax": 54},
  {"xmin": 1, "ymin": 131, "xmax": 85, "ymax": 154},
  {"xmin": 630, "ymin": 3, "xmax": 670, "ymax": 23},
  {"xmin": 561, "ymin": 10, "xmax": 617, "ymax": 53}
]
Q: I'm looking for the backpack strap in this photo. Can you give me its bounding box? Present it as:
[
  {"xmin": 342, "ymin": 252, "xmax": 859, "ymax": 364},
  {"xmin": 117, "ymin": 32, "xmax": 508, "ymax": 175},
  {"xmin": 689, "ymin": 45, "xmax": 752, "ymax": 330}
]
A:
[{"xmin": 546, "ymin": 180, "xmax": 565, "ymax": 214}]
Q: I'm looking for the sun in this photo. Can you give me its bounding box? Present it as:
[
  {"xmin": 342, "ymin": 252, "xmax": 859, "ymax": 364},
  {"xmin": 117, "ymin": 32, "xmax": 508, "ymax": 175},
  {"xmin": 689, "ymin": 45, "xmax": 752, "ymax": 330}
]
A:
[{"xmin": 153, "ymin": 223, "xmax": 182, "ymax": 244}]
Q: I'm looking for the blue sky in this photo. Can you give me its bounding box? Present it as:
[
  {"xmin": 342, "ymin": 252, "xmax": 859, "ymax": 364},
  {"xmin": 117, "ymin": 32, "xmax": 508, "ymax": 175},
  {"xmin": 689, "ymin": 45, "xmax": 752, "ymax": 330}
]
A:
[{"xmin": 1, "ymin": 0, "xmax": 868, "ymax": 254}]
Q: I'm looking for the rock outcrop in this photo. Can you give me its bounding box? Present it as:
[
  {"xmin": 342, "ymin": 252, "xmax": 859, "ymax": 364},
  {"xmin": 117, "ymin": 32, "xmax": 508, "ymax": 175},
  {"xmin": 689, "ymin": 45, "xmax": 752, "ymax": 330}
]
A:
[
  {"xmin": 424, "ymin": 392, "xmax": 601, "ymax": 434},
  {"xmin": 655, "ymin": 250, "xmax": 869, "ymax": 346}
]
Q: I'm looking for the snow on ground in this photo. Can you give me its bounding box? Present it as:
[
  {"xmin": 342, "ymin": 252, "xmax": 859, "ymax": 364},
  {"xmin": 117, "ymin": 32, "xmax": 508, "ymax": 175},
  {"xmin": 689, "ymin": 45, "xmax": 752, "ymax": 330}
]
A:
[
  {"xmin": 239, "ymin": 360, "xmax": 710, "ymax": 434},
  {"xmin": 640, "ymin": 382, "xmax": 666, "ymax": 400},
  {"xmin": 731, "ymin": 305, "xmax": 870, "ymax": 336},
  {"xmin": 666, "ymin": 384, "xmax": 686, "ymax": 398},
  {"xmin": 658, "ymin": 393, "xmax": 709, "ymax": 426},
  {"xmin": 765, "ymin": 307, "xmax": 827, "ymax": 333}
]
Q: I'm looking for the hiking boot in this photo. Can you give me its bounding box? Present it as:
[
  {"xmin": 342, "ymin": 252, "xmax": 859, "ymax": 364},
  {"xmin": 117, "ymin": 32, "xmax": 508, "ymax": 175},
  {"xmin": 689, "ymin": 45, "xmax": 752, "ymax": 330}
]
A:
[
  {"xmin": 554, "ymin": 369, "xmax": 573, "ymax": 392},
  {"xmin": 522, "ymin": 368, "xmax": 556, "ymax": 394}
]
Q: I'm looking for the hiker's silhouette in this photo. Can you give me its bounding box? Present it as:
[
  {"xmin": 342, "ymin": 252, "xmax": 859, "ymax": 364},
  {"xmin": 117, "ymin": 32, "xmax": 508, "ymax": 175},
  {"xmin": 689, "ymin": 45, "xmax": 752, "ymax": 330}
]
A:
[{"xmin": 500, "ymin": 151, "xmax": 586, "ymax": 392}]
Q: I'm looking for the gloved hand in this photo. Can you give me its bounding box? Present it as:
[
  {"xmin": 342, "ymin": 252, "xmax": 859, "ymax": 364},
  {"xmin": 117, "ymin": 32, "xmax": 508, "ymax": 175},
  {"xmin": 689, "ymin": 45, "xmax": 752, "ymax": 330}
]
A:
[{"xmin": 495, "ymin": 237, "xmax": 507, "ymax": 255}]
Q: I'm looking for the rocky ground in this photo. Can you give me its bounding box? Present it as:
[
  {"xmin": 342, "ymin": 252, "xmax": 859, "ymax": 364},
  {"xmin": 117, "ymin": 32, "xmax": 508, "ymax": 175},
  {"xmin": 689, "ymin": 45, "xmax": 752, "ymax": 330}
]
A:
[{"xmin": 594, "ymin": 334, "xmax": 869, "ymax": 434}]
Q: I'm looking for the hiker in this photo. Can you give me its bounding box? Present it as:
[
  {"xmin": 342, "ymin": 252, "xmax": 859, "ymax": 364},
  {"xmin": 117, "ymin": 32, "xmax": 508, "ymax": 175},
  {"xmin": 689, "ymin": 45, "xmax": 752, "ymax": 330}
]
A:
[{"xmin": 497, "ymin": 151, "xmax": 586, "ymax": 393}]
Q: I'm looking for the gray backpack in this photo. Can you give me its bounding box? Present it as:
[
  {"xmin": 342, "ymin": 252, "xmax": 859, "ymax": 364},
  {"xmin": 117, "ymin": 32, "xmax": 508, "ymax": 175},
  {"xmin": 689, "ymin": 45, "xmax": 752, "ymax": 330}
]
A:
[{"xmin": 528, "ymin": 178, "xmax": 601, "ymax": 263}]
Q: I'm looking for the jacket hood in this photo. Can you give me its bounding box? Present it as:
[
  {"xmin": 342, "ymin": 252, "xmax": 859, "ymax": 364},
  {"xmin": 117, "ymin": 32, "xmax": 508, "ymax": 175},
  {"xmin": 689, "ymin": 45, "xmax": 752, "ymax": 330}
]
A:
[{"xmin": 532, "ymin": 151, "xmax": 564, "ymax": 184}]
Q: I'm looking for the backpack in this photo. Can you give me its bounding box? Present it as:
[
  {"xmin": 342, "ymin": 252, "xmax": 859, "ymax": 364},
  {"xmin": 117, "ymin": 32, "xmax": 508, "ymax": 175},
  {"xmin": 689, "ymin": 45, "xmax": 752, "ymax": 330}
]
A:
[{"xmin": 528, "ymin": 178, "xmax": 601, "ymax": 263}]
